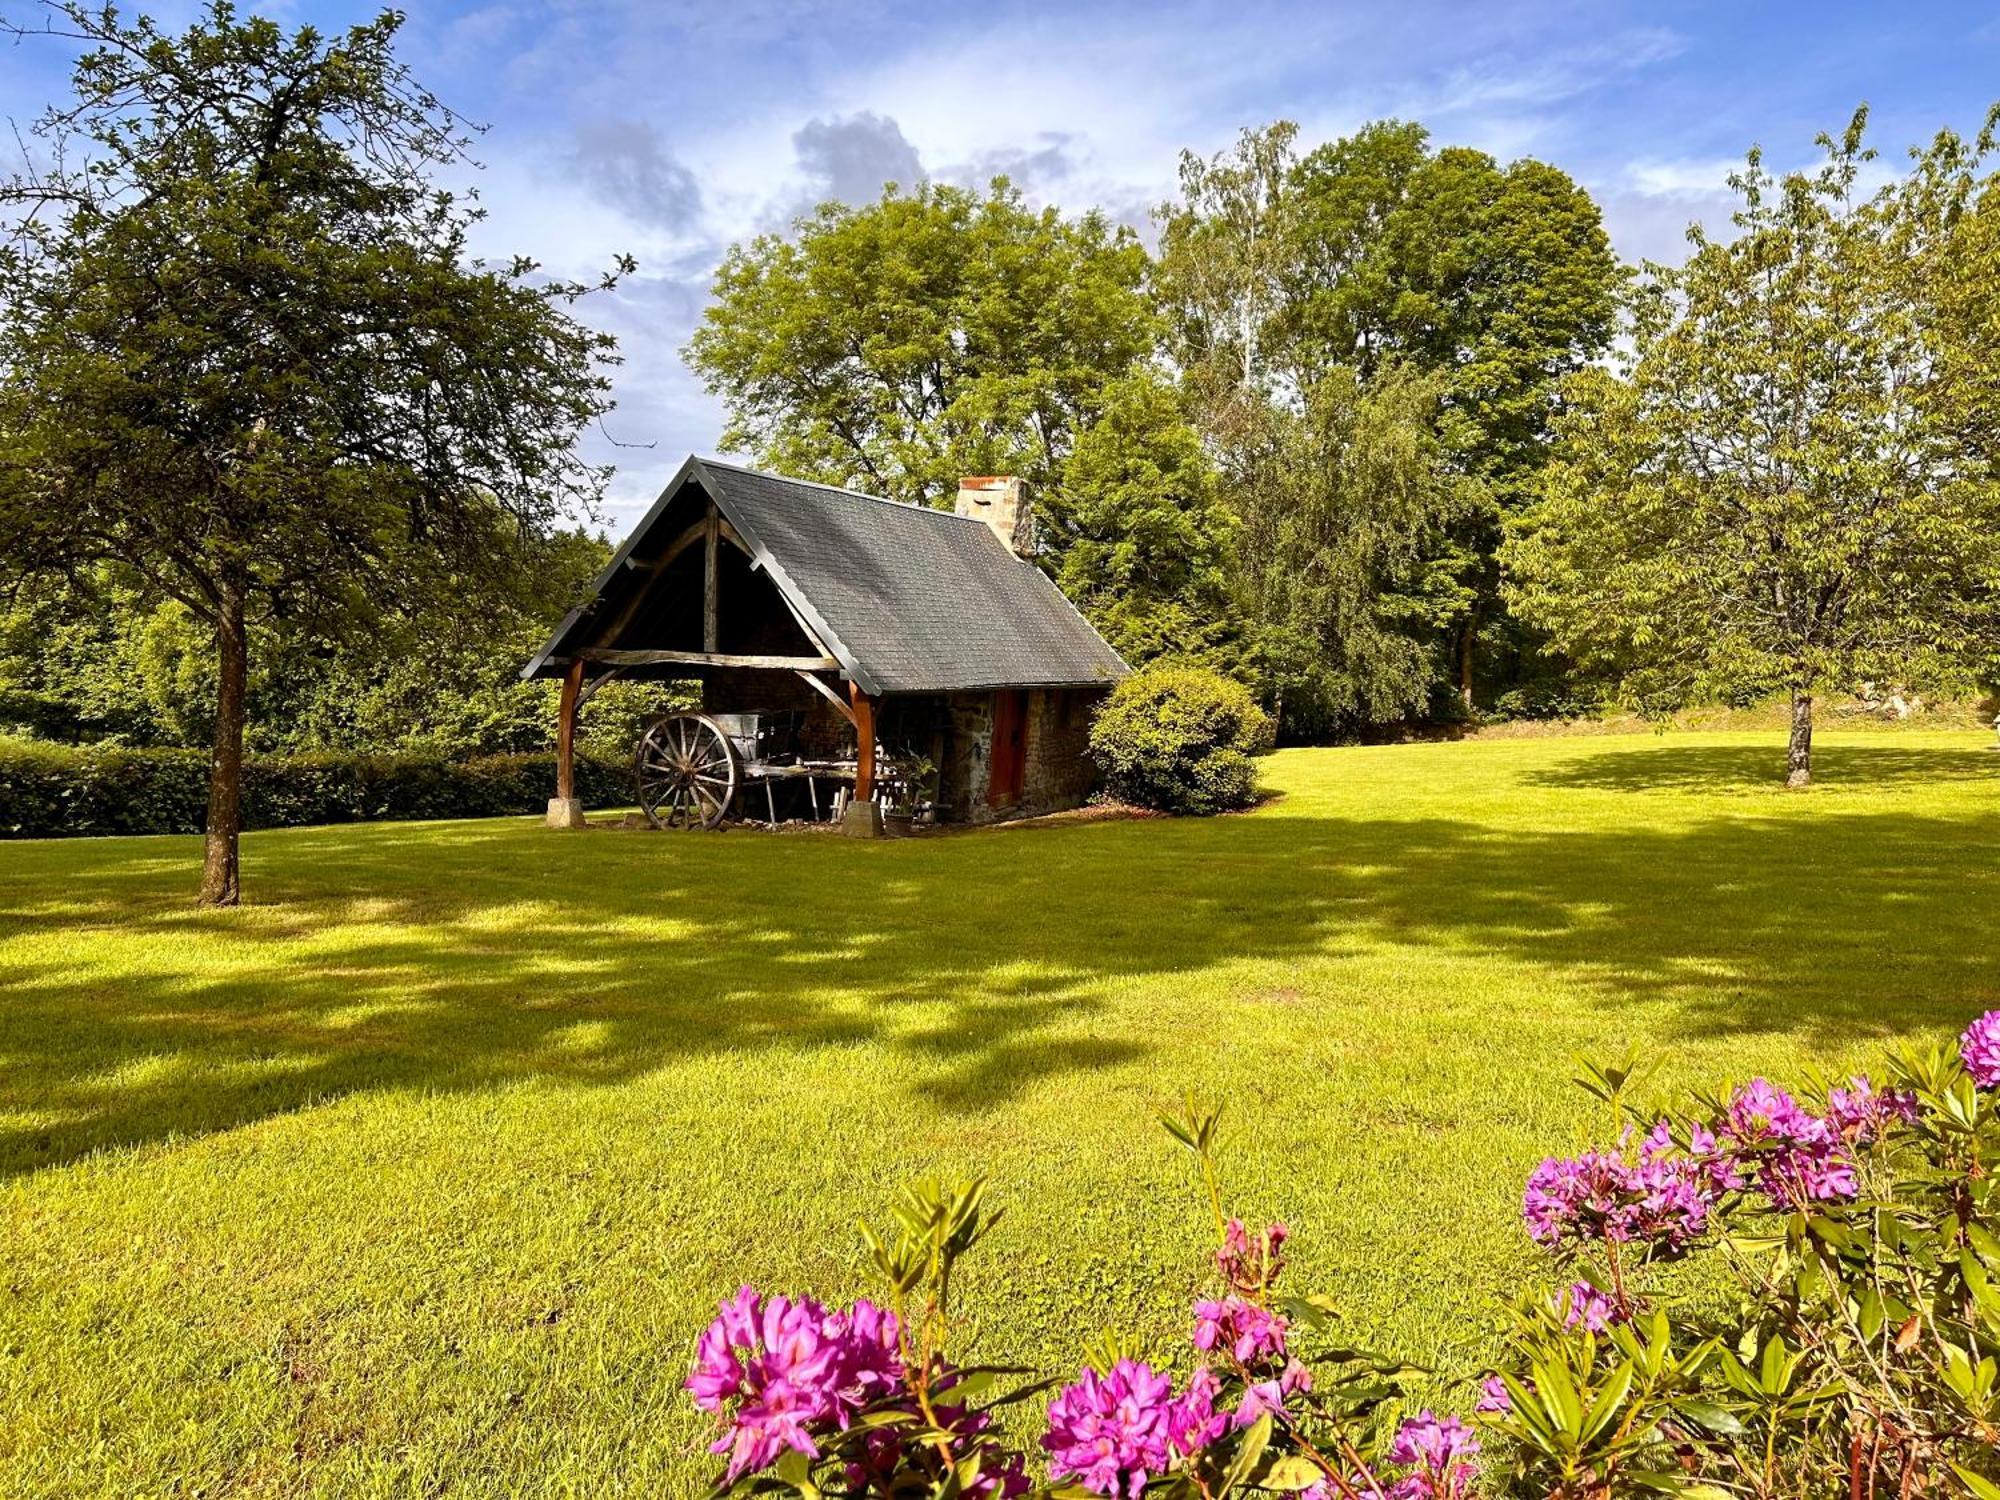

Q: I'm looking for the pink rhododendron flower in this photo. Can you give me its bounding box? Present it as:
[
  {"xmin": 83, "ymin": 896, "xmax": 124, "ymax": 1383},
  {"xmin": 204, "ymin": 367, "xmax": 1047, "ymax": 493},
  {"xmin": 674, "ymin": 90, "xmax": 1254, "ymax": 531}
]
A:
[
  {"xmin": 1523, "ymin": 1149, "xmax": 1634, "ymax": 1246},
  {"xmin": 1962, "ymin": 1010, "xmax": 2000, "ymax": 1088},
  {"xmin": 1687, "ymin": 1122, "xmax": 1745, "ymax": 1193},
  {"xmin": 1166, "ymin": 1367, "xmax": 1230, "ymax": 1456},
  {"xmin": 686, "ymin": 1288, "xmax": 852, "ymax": 1480},
  {"xmin": 1825, "ymin": 1076, "xmax": 1917, "ymax": 1142},
  {"xmin": 1192, "ymin": 1297, "xmax": 1288, "ymax": 1364},
  {"xmin": 1235, "ymin": 1357, "xmax": 1313, "ymax": 1428},
  {"xmin": 1723, "ymin": 1078, "xmax": 1818, "ymax": 1144},
  {"xmin": 1717, "ymin": 1079, "xmax": 1859, "ymax": 1210},
  {"xmin": 686, "ymin": 1290, "xmax": 906, "ymax": 1483},
  {"xmin": 1216, "ymin": 1219, "xmax": 1290, "ymax": 1293},
  {"xmin": 1561, "ymin": 1281, "xmax": 1621, "ymax": 1333},
  {"xmin": 1475, "ymin": 1375, "xmax": 1512, "ymax": 1414},
  {"xmin": 1043, "ymin": 1360, "xmax": 1215, "ymax": 1497},
  {"xmin": 826, "ymin": 1299, "xmax": 904, "ymax": 1413},
  {"xmin": 1522, "ymin": 1127, "xmax": 1713, "ymax": 1252},
  {"xmin": 1385, "ymin": 1411, "xmax": 1481, "ymax": 1499}
]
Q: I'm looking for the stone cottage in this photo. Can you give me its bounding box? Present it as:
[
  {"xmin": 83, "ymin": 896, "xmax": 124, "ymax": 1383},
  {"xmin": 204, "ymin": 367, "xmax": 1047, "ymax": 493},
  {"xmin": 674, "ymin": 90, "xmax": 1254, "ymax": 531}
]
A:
[{"xmin": 520, "ymin": 457, "xmax": 1128, "ymax": 830}]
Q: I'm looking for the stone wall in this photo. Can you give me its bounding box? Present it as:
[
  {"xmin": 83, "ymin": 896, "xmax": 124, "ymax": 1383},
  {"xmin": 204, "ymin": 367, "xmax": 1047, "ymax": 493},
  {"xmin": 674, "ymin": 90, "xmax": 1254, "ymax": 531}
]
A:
[
  {"xmin": 1021, "ymin": 687, "xmax": 1102, "ymax": 816},
  {"xmin": 938, "ymin": 686, "xmax": 1104, "ymax": 824}
]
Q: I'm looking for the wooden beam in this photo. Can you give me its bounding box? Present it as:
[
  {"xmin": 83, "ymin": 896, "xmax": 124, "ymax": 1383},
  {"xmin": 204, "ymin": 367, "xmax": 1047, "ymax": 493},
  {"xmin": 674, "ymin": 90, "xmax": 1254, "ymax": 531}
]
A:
[
  {"xmin": 796, "ymin": 670, "xmax": 858, "ymax": 727},
  {"xmin": 575, "ymin": 647, "xmax": 842, "ymax": 670},
  {"xmin": 592, "ymin": 513, "xmax": 751, "ymax": 649},
  {"xmin": 556, "ymin": 658, "xmax": 584, "ymax": 802},
  {"xmin": 850, "ymin": 683, "xmax": 877, "ymax": 802},
  {"xmin": 702, "ymin": 507, "xmax": 720, "ymax": 653},
  {"xmin": 575, "ymin": 665, "xmax": 622, "ymax": 710}
]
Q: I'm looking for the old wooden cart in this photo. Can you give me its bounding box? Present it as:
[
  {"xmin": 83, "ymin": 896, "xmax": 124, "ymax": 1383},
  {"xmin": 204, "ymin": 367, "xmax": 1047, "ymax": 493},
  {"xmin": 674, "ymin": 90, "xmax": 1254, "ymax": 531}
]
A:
[{"xmin": 631, "ymin": 709, "xmax": 936, "ymax": 830}]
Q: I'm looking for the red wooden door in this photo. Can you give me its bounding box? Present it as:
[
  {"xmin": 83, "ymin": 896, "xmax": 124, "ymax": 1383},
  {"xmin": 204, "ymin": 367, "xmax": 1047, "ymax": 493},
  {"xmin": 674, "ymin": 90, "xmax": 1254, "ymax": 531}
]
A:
[{"xmin": 988, "ymin": 690, "xmax": 1027, "ymax": 806}]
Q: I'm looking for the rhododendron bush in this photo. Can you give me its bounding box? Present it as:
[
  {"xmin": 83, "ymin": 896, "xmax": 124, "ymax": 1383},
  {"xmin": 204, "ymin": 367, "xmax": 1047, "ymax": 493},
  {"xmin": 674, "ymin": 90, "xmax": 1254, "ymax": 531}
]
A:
[
  {"xmin": 686, "ymin": 1014, "xmax": 2000, "ymax": 1500},
  {"xmin": 1484, "ymin": 1015, "xmax": 2000, "ymax": 1499}
]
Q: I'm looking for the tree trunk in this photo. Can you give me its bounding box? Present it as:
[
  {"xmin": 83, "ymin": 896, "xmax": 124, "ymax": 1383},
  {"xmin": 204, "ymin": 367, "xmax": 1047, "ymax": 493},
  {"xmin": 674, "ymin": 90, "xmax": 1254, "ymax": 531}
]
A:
[
  {"xmin": 1457, "ymin": 620, "xmax": 1476, "ymax": 714},
  {"xmin": 1786, "ymin": 687, "xmax": 1813, "ymax": 789},
  {"xmin": 199, "ymin": 588, "xmax": 248, "ymax": 906}
]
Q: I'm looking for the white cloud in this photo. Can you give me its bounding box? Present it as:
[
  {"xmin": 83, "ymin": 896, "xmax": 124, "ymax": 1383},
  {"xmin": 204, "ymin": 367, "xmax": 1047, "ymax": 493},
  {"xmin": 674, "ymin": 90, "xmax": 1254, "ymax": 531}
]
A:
[{"xmin": 1624, "ymin": 157, "xmax": 1745, "ymax": 197}]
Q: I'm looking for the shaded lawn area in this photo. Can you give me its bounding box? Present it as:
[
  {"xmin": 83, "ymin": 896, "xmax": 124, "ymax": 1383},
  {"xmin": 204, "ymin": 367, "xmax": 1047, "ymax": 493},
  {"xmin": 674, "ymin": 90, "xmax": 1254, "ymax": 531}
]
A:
[{"xmin": 2, "ymin": 730, "xmax": 1997, "ymax": 1497}]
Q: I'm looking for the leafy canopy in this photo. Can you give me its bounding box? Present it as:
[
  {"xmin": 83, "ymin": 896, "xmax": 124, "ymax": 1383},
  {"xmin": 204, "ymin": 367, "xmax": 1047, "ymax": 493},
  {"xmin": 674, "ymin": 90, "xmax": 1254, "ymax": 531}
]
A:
[
  {"xmin": 684, "ymin": 179, "xmax": 1155, "ymax": 515},
  {"xmin": 683, "ymin": 178, "xmax": 1241, "ymax": 668},
  {"xmin": 0, "ymin": 0, "xmax": 624, "ymax": 897},
  {"xmin": 1505, "ymin": 108, "xmax": 2000, "ymax": 726},
  {"xmin": 0, "ymin": 2, "xmax": 620, "ymax": 630},
  {"xmin": 1155, "ymin": 120, "xmax": 1619, "ymax": 732}
]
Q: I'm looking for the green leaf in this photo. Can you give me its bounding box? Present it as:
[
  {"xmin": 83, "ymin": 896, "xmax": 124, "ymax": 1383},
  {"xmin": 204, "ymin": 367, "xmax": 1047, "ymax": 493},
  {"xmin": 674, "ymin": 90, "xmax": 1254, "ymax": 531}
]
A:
[
  {"xmin": 1579, "ymin": 1361, "xmax": 1634, "ymax": 1445},
  {"xmin": 773, "ymin": 1450, "xmax": 820, "ymax": 1499},
  {"xmin": 1670, "ymin": 1399, "xmax": 1746, "ymax": 1438},
  {"xmin": 1952, "ymin": 1467, "xmax": 2000, "ymax": 1500},
  {"xmin": 1967, "ymin": 1223, "xmax": 2000, "ymax": 1264},
  {"xmin": 1534, "ymin": 1355, "xmax": 1584, "ymax": 1439},
  {"xmin": 1219, "ymin": 1413, "xmax": 1272, "ymax": 1497},
  {"xmin": 1260, "ymin": 1456, "xmax": 1329, "ymax": 1493}
]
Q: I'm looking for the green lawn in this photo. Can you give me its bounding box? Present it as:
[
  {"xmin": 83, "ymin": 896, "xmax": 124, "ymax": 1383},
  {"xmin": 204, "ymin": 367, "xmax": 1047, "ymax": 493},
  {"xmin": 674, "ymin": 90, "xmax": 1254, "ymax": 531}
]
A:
[{"xmin": 4, "ymin": 730, "xmax": 1999, "ymax": 1498}]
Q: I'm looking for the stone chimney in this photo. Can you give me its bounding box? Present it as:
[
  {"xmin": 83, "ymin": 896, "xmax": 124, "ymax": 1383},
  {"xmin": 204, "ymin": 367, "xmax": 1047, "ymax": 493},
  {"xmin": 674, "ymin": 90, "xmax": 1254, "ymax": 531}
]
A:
[{"xmin": 955, "ymin": 476, "xmax": 1035, "ymax": 556}]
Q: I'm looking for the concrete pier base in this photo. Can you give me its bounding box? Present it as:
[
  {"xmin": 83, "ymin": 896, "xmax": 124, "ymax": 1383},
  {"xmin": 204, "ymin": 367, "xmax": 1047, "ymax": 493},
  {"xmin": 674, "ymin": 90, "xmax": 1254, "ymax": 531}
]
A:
[
  {"xmin": 841, "ymin": 799, "xmax": 883, "ymax": 838},
  {"xmin": 546, "ymin": 797, "xmax": 587, "ymax": 829}
]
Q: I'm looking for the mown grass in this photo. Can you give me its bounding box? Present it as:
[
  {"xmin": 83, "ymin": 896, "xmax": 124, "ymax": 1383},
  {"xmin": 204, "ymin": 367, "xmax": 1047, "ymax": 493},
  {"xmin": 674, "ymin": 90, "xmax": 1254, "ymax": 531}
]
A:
[{"xmin": 3, "ymin": 731, "xmax": 1998, "ymax": 1498}]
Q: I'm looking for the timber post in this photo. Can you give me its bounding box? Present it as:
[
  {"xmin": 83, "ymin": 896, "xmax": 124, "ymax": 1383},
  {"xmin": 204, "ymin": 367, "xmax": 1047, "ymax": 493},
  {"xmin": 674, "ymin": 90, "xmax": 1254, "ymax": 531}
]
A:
[
  {"xmin": 548, "ymin": 658, "xmax": 587, "ymax": 829},
  {"xmin": 702, "ymin": 506, "xmax": 721, "ymax": 653},
  {"xmin": 843, "ymin": 682, "xmax": 883, "ymax": 837}
]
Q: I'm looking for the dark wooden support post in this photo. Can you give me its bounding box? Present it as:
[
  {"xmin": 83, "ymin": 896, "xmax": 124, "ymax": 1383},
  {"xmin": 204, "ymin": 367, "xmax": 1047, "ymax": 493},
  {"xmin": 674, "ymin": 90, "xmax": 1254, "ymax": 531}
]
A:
[
  {"xmin": 842, "ymin": 681, "xmax": 881, "ymax": 837},
  {"xmin": 851, "ymin": 683, "xmax": 877, "ymax": 803},
  {"xmin": 549, "ymin": 658, "xmax": 586, "ymax": 828},
  {"xmin": 702, "ymin": 507, "xmax": 720, "ymax": 654}
]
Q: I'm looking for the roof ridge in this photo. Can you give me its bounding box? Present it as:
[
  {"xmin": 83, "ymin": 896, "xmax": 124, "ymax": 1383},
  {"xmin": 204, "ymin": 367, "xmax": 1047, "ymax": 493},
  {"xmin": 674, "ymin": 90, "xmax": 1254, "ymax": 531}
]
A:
[{"xmin": 698, "ymin": 457, "xmax": 993, "ymax": 526}]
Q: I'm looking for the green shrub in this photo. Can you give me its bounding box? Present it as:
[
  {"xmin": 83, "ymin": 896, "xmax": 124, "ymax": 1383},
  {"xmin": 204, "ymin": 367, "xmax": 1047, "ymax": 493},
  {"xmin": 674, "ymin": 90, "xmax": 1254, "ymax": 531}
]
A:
[
  {"xmin": 0, "ymin": 737, "xmax": 628, "ymax": 838},
  {"xmin": 1087, "ymin": 665, "xmax": 1271, "ymax": 814}
]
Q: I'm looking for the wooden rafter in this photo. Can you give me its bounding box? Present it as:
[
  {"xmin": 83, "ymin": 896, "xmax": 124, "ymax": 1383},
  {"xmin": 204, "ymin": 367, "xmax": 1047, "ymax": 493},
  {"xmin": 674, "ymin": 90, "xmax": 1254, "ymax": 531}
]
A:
[
  {"xmin": 795, "ymin": 670, "xmax": 858, "ymax": 727},
  {"xmin": 590, "ymin": 511, "xmax": 752, "ymax": 650},
  {"xmin": 575, "ymin": 647, "xmax": 842, "ymax": 671}
]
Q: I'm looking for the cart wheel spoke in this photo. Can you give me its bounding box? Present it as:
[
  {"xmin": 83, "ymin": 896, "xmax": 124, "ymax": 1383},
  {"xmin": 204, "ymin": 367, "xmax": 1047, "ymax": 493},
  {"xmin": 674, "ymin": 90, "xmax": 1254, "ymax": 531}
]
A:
[{"xmin": 634, "ymin": 712, "xmax": 741, "ymax": 830}]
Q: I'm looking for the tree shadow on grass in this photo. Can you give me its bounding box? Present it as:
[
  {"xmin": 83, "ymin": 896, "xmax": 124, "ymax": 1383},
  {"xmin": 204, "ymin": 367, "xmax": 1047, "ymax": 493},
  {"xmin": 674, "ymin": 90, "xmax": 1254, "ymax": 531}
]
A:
[
  {"xmin": 2, "ymin": 769, "xmax": 1998, "ymax": 1175},
  {"xmin": 1526, "ymin": 742, "xmax": 2000, "ymax": 794}
]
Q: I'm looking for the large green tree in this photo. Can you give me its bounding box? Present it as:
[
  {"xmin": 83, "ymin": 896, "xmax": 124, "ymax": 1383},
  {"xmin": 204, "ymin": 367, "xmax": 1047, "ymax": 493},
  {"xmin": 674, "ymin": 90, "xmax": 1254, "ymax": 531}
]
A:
[
  {"xmin": 0, "ymin": 2, "xmax": 622, "ymax": 901},
  {"xmin": 686, "ymin": 181, "xmax": 1154, "ymax": 513},
  {"xmin": 1041, "ymin": 371, "xmax": 1242, "ymax": 671},
  {"xmin": 1156, "ymin": 121, "xmax": 1619, "ymax": 729},
  {"xmin": 1505, "ymin": 109, "xmax": 2000, "ymax": 786}
]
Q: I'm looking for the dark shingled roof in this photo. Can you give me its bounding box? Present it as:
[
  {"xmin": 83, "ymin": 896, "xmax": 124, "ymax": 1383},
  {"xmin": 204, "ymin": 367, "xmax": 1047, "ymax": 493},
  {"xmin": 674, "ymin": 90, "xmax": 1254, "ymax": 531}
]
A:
[{"xmin": 523, "ymin": 457, "xmax": 1128, "ymax": 697}]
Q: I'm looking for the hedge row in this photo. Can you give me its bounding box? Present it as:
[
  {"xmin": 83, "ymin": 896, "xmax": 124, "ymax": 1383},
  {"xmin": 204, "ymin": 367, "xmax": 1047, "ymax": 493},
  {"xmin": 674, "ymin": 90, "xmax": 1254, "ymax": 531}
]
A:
[{"xmin": 0, "ymin": 740, "xmax": 631, "ymax": 838}]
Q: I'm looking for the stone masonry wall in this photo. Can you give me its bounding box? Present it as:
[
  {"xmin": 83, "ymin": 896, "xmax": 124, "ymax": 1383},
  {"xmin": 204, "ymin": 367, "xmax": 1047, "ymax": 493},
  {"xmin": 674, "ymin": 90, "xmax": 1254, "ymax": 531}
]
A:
[{"xmin": 939, "ymin": 687, "xmax": 1104, "ymax": 824}]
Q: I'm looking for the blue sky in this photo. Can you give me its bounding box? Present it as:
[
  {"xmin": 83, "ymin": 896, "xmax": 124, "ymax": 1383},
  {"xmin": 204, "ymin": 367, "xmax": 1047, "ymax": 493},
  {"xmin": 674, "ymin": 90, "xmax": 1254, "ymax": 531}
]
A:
[{"xmin": 4, "ymin": 1, "xmax": 1997, "ymax": 529}]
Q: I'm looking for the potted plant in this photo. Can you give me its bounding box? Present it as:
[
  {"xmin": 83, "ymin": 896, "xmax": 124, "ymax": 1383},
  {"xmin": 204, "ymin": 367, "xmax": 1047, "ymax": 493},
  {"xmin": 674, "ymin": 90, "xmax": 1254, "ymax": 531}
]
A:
[{"xmin": 880, "ymin": 751, "xmax": 936, "ymax": 836}]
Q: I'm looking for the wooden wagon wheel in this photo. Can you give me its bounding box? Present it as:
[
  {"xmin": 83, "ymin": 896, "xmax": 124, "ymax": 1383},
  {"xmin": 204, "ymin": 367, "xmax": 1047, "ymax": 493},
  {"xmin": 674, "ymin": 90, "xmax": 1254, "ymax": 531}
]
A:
[{"xmin": 634, "ymin": 713, "xmax": 740, "ymax": 829}]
